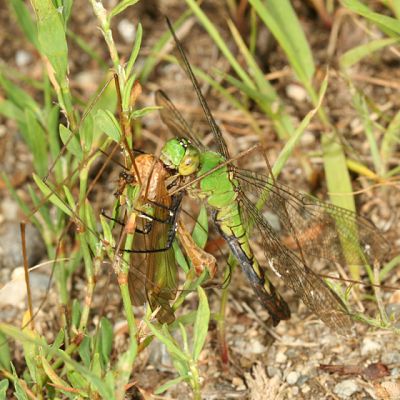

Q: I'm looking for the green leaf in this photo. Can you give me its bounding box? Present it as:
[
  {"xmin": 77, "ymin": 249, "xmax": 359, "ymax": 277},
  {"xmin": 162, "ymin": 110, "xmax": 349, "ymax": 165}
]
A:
[
  {"xmin": 185, "ymin": 0, "xmax": 254, "ymax": 88},
  {"xmin": 59, "ymin": 124, "xmax": 83, "ymax": 159},
  {"xmin": 0, "ymin": 100, "xmax": 25, "ymax": 124},
  {"xmin": 271, "ymin": 73, "xmax": 328, "ymax": 179},
  {"xmin": 21, "ymin": 313, "xmax": 40, "ymax": 384},
  {"xmin": 125, "ymin": 22, "xmax": 143, "ymax": 79},
  {"xmin": 249, "ymin": 0, "xmax": 315, "ymax": 84},
  {"xmin": 49, "ymin": 329, "xmax": 65, "ymax": 360},
  {"xmin": 227, "ymin": 19, "xmax": 277, "ymax": 101},
  {"xmin": 23, "ymin": 109, "xmax": 48, "ymax": 177},
  {"xmin": 140, "ymin": 10, "xmax": 193, "ymax": 82},
  {"xmin": 99, "ymin": 317, "xmax": 113, "ymax": 367},
  {"xmin": 341, "ymin": 0, "xmax": 400, "ymax": 35},
  {"xmin": 108, "ymin": 0, "xmax": 140, "ymax": 20},
  {"xmin": 173, "ymin": 240, "xmax": 190, "ymax": 273},
  {"xmin": 0, "ymin": 332, "xmax": 11, "ymax": 372},
  {"xmin": 95, "ymin": 109, "xmax": 121, "ymax": 142},
  {"xmin": 9, "ymin": 0, "xmax": 39, "ymax": 47},
  {"xmin": 381, "ymin": 109, "xmax": 400, "ymax": 174},
  {"xmin": 145, "ymin": 320, "xmax": 189, "ymax": 362},
  {"xmin": 154, "ymin": 376, "xmax": 187, "ymax": 395},
  {"xmin": 192, "ymin": 287, "xmax": 210, "ymax": 361},
  {"xmin": 84, "ymin": 201, "xmax": 98, "ymax": 253},
  {"xmin": 91, "ymin": 352, "xmax": 102, "ymax": 378},
  {"xmin": 78, "ymin": 336, "xmax": 91, "ymax": 368},
  {"xmin": 122, "ymin": 74, "xmax": 137, "ymax": 111},
  {"xmin": 340, "ymin": 37, "xmax": 400, "ymax": 69},
  {"xmin": 10, "ymin": 363, "xmax": 28, "ymax": 400},
  {"xmin": 33, "ymin": 173, "xmax": 72, "ymax": 217},
  {"xmin": 80, "ymin": 113, "xmax": 94, "ymax": 153},
  {"xmin": 0, "ymin": 379, "xmax": 9, "ymax": 400},
  {"xmin": 130, "ymin": 106, "xmax": 160, "ymax": 119},
  {"xmin": 41, "ymin": 355, "xmax": 75, "ymax": 393},
  {"xmin": 191, "ymin": 205, "xmax": 208, "ymax": 248},
  {"xmin": 66, "ymin": 370, "xmax": 87, "ymax": 392},
  {"xmin": 100, "ymin": 215, "xmax": 115, "ymax": 248},
  {"xmin": 63, "ymin": 185, "xmax": 76, "ymax": 214},
  {"xmin": 71, "ymin": 300, "xmax": 82, "ymax": 330},
  {"xmin": 1, "ymin": 323, "xmax": 114, "ymax": 399},
  {"xmin": 0, "ymin": 74, "xmax": 41, "ymax": 117},
  {"xmin": 31, "ymin": 0, "xmax": 68, "ymax": 81}
]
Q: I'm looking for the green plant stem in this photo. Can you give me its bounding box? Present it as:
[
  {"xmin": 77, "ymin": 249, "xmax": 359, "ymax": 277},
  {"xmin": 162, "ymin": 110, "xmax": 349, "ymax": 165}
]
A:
[
  {"xmin": 189, "ymin": 360, "xmax": 201, "ymax": 400},
  {"xmin": 90, "ymin": 0, "xmax": 120, "ymax": 70},
  {"xmin": 77, "ymin": 166, "xmax": 95, "ymax": 332}
]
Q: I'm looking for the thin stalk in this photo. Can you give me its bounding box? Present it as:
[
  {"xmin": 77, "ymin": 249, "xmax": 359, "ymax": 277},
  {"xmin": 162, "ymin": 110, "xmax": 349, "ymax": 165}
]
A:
[
  {"xmin": 217, "ymin": 256, "xmax": 234, "ymax": 365},
  {"xmin": 90, "ymin": 0, "xmax": 120, "ymax": 70},
  {"xmin": 77, "ymin": 165, "xmax": 95, "ymax": 332},
  {"xmin": 189, "ymin": 360, "xmax": 201, "ymax": 400}
]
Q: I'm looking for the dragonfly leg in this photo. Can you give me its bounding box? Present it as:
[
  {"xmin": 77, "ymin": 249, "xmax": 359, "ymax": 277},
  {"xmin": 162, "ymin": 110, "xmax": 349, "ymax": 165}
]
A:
[
  {"xmin": 101, "ymin": 210, "xmax": 153, "ymax": 235},
  {"xmin": 120, "ymin": 192, "xmax": 183, "ymax": 254}
]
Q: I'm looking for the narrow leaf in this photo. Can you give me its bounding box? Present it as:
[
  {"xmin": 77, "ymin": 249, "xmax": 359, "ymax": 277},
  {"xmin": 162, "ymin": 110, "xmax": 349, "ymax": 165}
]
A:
[{"xmin": 192, "ymin": 287, "xmax": 210, "ymax": 361}]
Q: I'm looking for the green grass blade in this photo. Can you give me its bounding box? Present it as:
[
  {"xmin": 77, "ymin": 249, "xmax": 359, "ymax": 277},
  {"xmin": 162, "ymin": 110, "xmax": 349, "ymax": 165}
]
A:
[
  {"xmin": 192, "ymin": 287, "xmax": 210, "ymax": 361},
  {"xmin": 9, "ymin": 0, "xmax": 39, "ymax": 48},
  {"xmin": 140, "ymin": 10, "xmax": 192, "ymax": 82},
  {"xmin": 31, "ymin": 0, "xmax": 68, "ymax": 82},
  {"xmin": 185, "ymin": 0, "xmax": 254, "ymax": 88},
  {"xmin": 381, "ymin": 109, "xmax": 400, "ymax": 175},
  {"xmin": 340, "ymin": 37, "xmax": 400, "ymax": 69},
  {"xmin": 249, "ymin": 0, "xmax": 315, "ymax": 84},
  {"xmin": 125, "ymin": 22, "xmax": 142, "ymax": 78},
  {"xmin": 226, "ymin": 19, "xmax": 277, "ymax": 101},
  {"xmin": 33, "ymin": 173, "xmax": 73, "ymax": 217},
  {"xmin": 342, "ymin": 0, "xmax": 400, "ymax": 35}
]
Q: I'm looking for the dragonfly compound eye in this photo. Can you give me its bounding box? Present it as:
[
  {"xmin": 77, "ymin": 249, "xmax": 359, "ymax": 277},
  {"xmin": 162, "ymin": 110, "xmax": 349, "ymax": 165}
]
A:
[
  {"xmin": 179, "ymin": 146, "xmax": 200, "ymax": 176},
  {"xmin": 160, "ymin": 138, "xmax": 187, "ymax": 170}
]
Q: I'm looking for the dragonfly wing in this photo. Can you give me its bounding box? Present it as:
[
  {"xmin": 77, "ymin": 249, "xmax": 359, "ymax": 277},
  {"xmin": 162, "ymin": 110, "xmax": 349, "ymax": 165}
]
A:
[
  {"xmin": 166, "ymin": 18, "xmax": 231, "ymax": 160},
  {"xmin": 238, "ymin": 191, "xmax": 353, "ymax": 335},
  {"xmin": 155, "ymin": 90, "xmax": 204, "ymax": 150},
  {"xmin": 235, "ymin": 168, "xmax": 389, "ymax": 266}
]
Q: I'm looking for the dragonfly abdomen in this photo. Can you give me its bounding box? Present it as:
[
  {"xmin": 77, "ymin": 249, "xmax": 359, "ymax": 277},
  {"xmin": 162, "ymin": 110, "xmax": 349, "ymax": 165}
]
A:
[{"xmin": 212, "ymin": 205, "xmax": 291, "ymax": 325}]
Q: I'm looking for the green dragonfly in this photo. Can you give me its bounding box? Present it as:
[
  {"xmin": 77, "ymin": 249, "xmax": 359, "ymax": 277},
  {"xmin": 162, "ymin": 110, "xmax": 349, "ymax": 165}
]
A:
[{"xmin": 150, "ymin": 20, "xmax": 389, "ymax": 335}]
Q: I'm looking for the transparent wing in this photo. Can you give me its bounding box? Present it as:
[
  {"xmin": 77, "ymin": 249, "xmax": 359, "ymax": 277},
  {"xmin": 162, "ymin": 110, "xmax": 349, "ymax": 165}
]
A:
[
  {"xmin": 237, "ymin": 190, "xmax": 353, "ymax": 335},
  {"xmin": 155, "ymin": 90, "xmax": 204, "ymax": 150},
  {"xmin": 166, "ymin": 18, "xmax": 230, "ymax": 160},
  {"xmin": 235, "ymin": 168, "xmax": 389, "ymax": 266}
]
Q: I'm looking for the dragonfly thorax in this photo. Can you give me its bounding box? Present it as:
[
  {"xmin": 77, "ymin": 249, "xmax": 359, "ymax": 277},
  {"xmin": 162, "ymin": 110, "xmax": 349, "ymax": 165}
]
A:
[{"xmin": 160, "ymin": 137, "xmax": 200, "ymax": 176}]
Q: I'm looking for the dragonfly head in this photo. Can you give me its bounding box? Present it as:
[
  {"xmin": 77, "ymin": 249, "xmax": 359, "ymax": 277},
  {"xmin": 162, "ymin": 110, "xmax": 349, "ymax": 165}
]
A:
[{"xmin": 160, "ymin": 138, "xmax": 200, "ymax": 176}]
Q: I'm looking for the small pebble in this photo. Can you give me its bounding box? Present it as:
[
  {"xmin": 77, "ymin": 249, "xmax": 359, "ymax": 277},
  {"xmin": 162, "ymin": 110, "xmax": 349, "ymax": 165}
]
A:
[
  {"xmin": 300, "ymin": 130, "xmax": 315, "ymax": 146},
  {"xmin": 0, "ymin": 222, "xmax": 46, "ymax": 271},
  {"xmin": 232, "ymin": 376, "xmax": 245, "ymax": 390},
  {"xmin": 333, "ymin": 379, "xmax": 359, "ymax": 398},
  {"xmin": 15, "ymin": 50, "xmax": 32, "ymax": 67},
  {"xmin": 286, "ymin": 371, "xmax": 299, "ymax": 385},
  {"xmin": 286, "ymin": 84, "xmax": 307, "ymax": 102},
  {"xmin": 267, "ymin": 366, "xmax": 282, "ymax": 379},
  {"xmin": 291, "ymin": 386, "xmax": 299, "ymax": 396},
  {"xmin": 382, "ymin": 351, "xmax": 400, "ymax": 365},
  {"xmin": 250, "ymin": 340, "xmax": 266, "ymax": 354},
  {"xmin": 361, "ymin": 338, "xmax": 381, "ymax": 356},
  {"xmin": 301, "ymin": 384, "xmax": 310, "ymax": 394},
  {"xmin": 275, "ymin": 351, "xmax": 287, "ymax": 364},
  {"xmin": 118, "ymin": 19, "xmax": 136, "ymax": 43}
]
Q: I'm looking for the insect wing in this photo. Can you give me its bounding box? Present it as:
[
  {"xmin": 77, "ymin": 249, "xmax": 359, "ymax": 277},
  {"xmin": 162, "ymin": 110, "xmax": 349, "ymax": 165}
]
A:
[
  {"xmin": 235, "ymin": 169, "xmax": 389, "ymax": 266},
  {"xmin": 155, "ymin": 90, "xmax": 204, "ymax": 149},
  {"xmin": 238, "ymin": 191, "xmax": 353, "ymax": 335}
]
